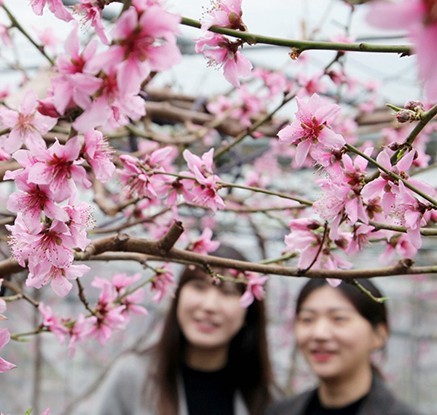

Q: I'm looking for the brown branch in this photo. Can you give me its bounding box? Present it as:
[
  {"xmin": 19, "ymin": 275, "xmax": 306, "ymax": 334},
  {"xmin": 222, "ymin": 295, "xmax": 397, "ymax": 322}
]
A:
[
  {"xmin": 73, "ymin": 234, "xmax": 437, "ymax": 279},
  {"xmin": 156, "ymin": 220, "xmax": 184, "ymax": 253},
  {"xmin": 0, "ymin": 160, "xmax": 20, "ymax": 180},
  {"xmin": 0, "ymin": 215, "xmax": 15, "ymax": 227},
  {"xmin": 85, "ymin": 252, "xmax": 153, "ymax": 263},
  {"xmin": 0, "ymin": 257, "xmax": 25, "ymax": 277},
  {"xmin": 1, "ymin": 234, "xmax": 436, "ymax": 280},
  {"xmin": 76, "ymin": 279, "xmax": 96, "ymax": 316},
  {"xmin": 2, "ymin": 279, "xmax": 39, "ymax": 308}
]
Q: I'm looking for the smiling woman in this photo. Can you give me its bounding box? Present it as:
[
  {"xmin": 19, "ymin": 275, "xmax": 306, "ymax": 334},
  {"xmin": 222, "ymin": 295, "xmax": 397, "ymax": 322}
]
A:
[
  {"xmin": 89, "ymin": 244, "xmax": 275, "ymax": 415},
  {"xmin": 266, "ymin": 279, "xmax": 422, "ymax": 415},
  {"xmin": 176, "ymin": 274, "xmax": 247, "ymax": 369}
]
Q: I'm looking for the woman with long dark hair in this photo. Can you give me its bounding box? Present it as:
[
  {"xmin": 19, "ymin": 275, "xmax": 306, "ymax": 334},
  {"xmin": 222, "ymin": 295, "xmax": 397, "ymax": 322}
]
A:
[
  {"xmin": 266, "ymin": 278, "xmax": 421, "ymax": 415},
  {"xmin": 93, "ymin": 245, "xmax": 275, "ymax": 415}
]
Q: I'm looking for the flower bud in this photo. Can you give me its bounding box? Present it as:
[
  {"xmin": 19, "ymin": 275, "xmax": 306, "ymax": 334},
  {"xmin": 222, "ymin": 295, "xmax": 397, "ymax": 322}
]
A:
[
  {"xmin": 404, "ymin": 100, "xmax": 424, "ymax": 111},
  {"xmin": 396, "ymin": 109, "xmax": 414, "ymax": 123}
]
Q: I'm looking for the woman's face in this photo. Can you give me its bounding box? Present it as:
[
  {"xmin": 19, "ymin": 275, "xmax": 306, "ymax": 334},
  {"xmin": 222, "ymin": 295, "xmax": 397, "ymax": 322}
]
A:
[
  {"xmin": 295, "ymin": 286, "xmax": 385, "ymax": 382},
  {"xmin": 177, "ymin": 276, "xmax": 247, "ymax": 354}
]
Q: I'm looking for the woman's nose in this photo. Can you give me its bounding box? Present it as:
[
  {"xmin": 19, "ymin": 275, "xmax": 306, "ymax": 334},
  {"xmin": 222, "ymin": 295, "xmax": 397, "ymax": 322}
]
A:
[
  {"xmin": 312, "ymin": 318, "xmax": 332, "ymax": 339},
  {"xmin": 199, "ymin": 287, "xmax": 220, "ymax": 311}
]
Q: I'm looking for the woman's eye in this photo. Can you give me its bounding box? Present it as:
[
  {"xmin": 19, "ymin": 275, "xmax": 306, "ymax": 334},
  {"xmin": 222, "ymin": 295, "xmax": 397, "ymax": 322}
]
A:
[
  {"xmin": 297, "ymin": 315, "xmax": 314, "ymax": 324},
  {"xmin": 332, "ymin": 316, "xmax": 348, "ymax": 323},
  {"xmin": 189, "ymin": 280, "xmax": 209, "ymax": 290}
]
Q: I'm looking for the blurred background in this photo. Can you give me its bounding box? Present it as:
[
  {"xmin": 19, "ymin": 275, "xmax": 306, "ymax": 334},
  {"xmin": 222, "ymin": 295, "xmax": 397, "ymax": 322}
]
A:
[{"xmin": 0, "ymin": 0, "xmax": 436, "ymax": 414}]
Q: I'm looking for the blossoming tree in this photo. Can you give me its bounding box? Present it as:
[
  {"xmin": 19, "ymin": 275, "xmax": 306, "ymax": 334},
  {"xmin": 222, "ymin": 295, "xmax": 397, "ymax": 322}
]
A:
[{"xmin": 0, "ymin": 0, "xmax": 436, "ymax": 412}]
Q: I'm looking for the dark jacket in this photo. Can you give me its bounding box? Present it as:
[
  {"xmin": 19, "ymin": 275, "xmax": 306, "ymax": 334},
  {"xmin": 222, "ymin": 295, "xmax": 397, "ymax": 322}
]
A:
[
  {"xmin": 265, "ymin": 375, "xmax": 421, "ymax": 415},
  {"xmin": 73, "ymin": 352, "xmax": 249, "ymax": 415}
]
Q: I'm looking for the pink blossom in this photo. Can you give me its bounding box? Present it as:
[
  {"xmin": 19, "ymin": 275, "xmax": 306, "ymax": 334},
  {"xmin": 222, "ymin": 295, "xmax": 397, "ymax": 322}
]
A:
[
  {"xmin": 388, "ymin": 181, "xmax": 429, "ymax": 250},
  {"xmin": 88, "ymin": 6, "xmax": 181, "ymax": 95},
  {"xmin": 120, "ymin": 289, "xmax": 148, "ymax": 318},
  {"xmin": 0, "ymin": 91, "xmax": 57, "ymax": 153},
  {"xmin": 0, "ymin": 147, "xmax": 10, "ymax": 161},
  {"xmin": 29, "ymin": 219, "xmax": 76, "ymax": 268},
  {"xmin": 284, "ymin": 219, "xmax": 351, "ymax": 272},
  {"xmin": 66, "ymin": 314, "xmax": 90, "ymax": 356},
  {"xmin": 367, "ymin": 0, "xmax": 437, "ymax": 99},
  {"xmin": 233, "ymin": 87, "xmax": 264, "ymax": 126},
  {"xmin": 240, "ymin": 273, "xmax": 268, "ymax": 307},
  {"xmin": 196, "ymin": 33, "xmax": 252, "ymax": 88},
  {"xmin": 6, "ymin": 214, "xmax": 38, "ymax": 267},
  {"xmin": 314, "ymin": 150, "xmax": 373, "ymax": 231},
  {"xmin": 345, "ymin": 224, "xmax": 375, "ymax": 255},
  {"xmin": 7, "ymin": 214, "xmax": 77, "ymax": 280},
  {"xmin": 35, "ymin": 27, "xmax": 59, "ymax": 53},
  {"xmin": 207, "ymin": 95, "xmax": 233, "ymax": 116},
  {"xmin": 296, "ymin": 73, "xmax": 328, "ymax": 98},
  {"xmin": 30, "ymin": 0, "xmax": 72, "ymax": 22},
  {"xmin": 87, "ymin": 307, "xmax": 126, "ymax": 345},
  {"xmin": 284, "ymin": 226, "xmax": 323, "ymax": 270},
  {"xmin": 361, "ymin": 149, "xmax": 435, "ymax": 214},
  {"xmin": 184, "ymin": 148, "xmax": 215, "ymax": 177},
  {"xmin": 118, "ymin": 147, "xmax": 175, "ymax": 201},
  {"xmin": 380, "ymin": 232, "xmax": 420, "ymax": 262},
  {"xmin": 278, "ymin": 94, "xmax": 345, "ymax": 167},
  {"xmin": 150, "ymin": 264, "xmax": 175, "ymax": 302},
  {"xmin": 5, "ymin": 145, "xmax": 41, "ymax": 178},
  {"xmin": 109, "ymin": 273, "xmax": 148, "ymax": 317},
  {"xmin": 63, "ymin": 201, "xmax": 94, "ymax": 250},
  {"xmin": 252, "ymin": 68, "xmax": 288, "ymax": 98},
  {"xmin": 6, "ymin": 171, "xmax": 69, "ymax": 232},
  {"xmin": 182, "ymin": 149, "xmax": 225, "ymax": 211},
  {"xmin": 0, "ymin": 24, "xmax": 11, "ymax": 46},
  {"xmin": 381, "ymin": 125, "xmax": 431, "ymax": 168},
  {"xmin": 0, "ymin": 328, "xmax": 15, "ymax": 372},
  {"xmin": 83, "ymin": 130, "xmax": 115, "ymax": 182},
  {"xmin": 201, "ymin": 0, "xmax": 246, "ymax": 31},
  {"xmin": 27, "ymin": 137, "xmax": 91, "ymax": 202},
  {"xmin": 38, "ymin": 303, "xmax": 68, "ymax": 342},
  {"xmin": 28, "ymin": 263, "xmax": 90, "ymax": 297},
  {"xmin": 207, "ymin": 86, "xmax": 263, "ymax": 127},
  {"xmin": 57, "ymin": 23, "xmax": 98, "ymax": 74},
  {"xmin": 112, "ymin": 272, "xmax": 141, "ymax": 292},
  {"xmin": 51, "ymin": 24, "xmax": 102, "ymax": 115},
  {"xmin": 88, "ymin": 278, "xmax": 127, "ymax": 344},
  {"xmin": 188, "ymin": 228, "xmax": 220, "ymax": 254},
  {"xmin": 73, "ymin": 0, "xmax": 109, "ymax": 44},
  {"xmin": 246, "ymin": 151, "xmax": 282, "ymax": 187},
  {"xmin": 165, "ymin": 178, "xmax": 189, "ymax": 207},
  {"xmin": 72, "ymin": 70, "xmax": 146, "ymax": 131}
]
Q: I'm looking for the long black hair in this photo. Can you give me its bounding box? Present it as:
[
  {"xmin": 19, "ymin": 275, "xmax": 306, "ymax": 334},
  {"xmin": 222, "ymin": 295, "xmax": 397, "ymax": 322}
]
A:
[{"xmin": 146, "ymin": 245, "xmax": 274, "ymax": 415}]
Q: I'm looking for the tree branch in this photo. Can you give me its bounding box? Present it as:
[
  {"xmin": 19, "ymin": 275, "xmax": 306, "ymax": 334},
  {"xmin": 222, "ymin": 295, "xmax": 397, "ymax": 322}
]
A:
[{"xmin": 180, "ymin": 17, "xmax": 412, "ymax": 55}]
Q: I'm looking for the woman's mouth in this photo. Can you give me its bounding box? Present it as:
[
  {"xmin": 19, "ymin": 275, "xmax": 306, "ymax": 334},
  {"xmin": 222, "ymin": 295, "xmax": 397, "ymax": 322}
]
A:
[
  {"xmin": 194, "ymin": 319, "xmax": 219, "ymax": 333},
  {"xmin": 310, "ymin": 350, "xmax": 336, "ymax": 363}
]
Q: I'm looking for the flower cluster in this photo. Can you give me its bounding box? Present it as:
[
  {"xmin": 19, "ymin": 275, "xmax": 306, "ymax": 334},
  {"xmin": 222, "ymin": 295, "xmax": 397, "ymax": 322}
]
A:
[
  {"xmin": 278, "ymin": 93, "xmax": 345, "ymax": 168},
  {"xmin": 4, "ymin": 132, "xmax": 115, "ymax": 296},
  {"xmin": 118, "ymin": 147, "xmax": 226, "ymax": 212},
  {"xmin": 197, "ymin": 0, "xmax": 252, "ymax": 87},
  {"xmin": 279, "ymin": 92, "xmax": 437, "ymax": 269},
  {"xmin": 240, "ymin": 272, "xmax": 268, "ymax": 307},
  {"xmin": 37, "ymin": 272, "xmax": 149, "ymax": 352}
]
